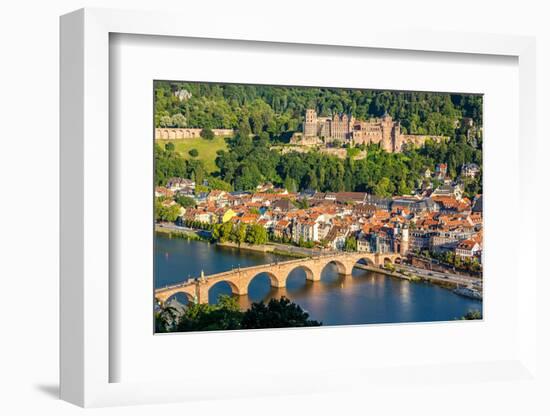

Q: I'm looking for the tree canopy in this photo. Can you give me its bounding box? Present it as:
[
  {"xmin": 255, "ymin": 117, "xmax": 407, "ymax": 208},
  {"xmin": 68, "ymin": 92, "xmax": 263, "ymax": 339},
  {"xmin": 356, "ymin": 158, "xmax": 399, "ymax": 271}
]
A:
[
  {"xmin": 155, "ymin": 82, "xmax": 482, "ymax": 137},
  {"xmin": 155, "ymin": 295, "xmax": 322, "ymax": 332},
  {"xmin": 213, "ymin": 127, "xmax": 481, "ymax": 196}
]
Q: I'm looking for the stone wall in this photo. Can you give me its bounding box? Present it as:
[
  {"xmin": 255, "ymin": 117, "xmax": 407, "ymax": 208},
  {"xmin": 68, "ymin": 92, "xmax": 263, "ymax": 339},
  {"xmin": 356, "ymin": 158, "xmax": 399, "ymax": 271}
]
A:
[
  {"xmin": 397, "ymin": 134, "xmax": 446, "ymax": 151},
  {"xmin": 155, "ymin": 128, "xmax": 234, "ymax": 140}
]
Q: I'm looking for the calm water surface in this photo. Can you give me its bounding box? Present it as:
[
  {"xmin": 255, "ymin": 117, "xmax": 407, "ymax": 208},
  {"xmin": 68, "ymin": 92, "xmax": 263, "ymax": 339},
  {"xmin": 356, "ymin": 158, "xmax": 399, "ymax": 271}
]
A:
[{"xmin": 155, "ymin": 234, "xmax": 481, "ymax": 325}]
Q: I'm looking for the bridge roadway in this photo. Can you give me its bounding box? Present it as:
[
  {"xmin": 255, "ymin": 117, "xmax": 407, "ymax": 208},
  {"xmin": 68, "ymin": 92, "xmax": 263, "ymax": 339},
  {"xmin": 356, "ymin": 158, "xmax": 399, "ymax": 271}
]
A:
[{"xmin": 155, "ymin": 251, "xmax": 402, "ymax": 304}]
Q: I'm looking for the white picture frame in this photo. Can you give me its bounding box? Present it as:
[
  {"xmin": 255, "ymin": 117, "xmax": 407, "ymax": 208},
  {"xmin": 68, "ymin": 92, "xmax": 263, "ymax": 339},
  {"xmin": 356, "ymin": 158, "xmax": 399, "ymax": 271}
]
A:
[{"xmin": 60, "ymin": 7, "xmax": 538, "ymax": 407}]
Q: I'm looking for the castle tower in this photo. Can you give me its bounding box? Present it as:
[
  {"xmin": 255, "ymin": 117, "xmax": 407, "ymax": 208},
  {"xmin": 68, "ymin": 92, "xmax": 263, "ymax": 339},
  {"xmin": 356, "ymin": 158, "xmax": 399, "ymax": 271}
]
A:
[
  {"xmin": 331, "ymin": 113, "xmax": 340, "ymax": 140},
  {"xmin": 348, "ymin": 115, "xmax": 356, "ymax": 144},
  {"xmin": 380, "ymin": 112, "xmax": 394, "ymax": 152},
  {"xmin": 304, "ymin": 108, "xmax": 318, "ymax": 137},
  {"xmin": 341, "ymin": 114, "xmax": 349, "ymax": 141}
]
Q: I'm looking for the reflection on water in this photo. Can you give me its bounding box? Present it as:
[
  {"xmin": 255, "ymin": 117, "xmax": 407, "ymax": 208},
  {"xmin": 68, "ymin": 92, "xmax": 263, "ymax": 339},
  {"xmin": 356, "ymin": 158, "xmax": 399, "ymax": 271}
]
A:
[{"xmin": 156, "ymin": 234, "xmax": 482, "ymax": 325}]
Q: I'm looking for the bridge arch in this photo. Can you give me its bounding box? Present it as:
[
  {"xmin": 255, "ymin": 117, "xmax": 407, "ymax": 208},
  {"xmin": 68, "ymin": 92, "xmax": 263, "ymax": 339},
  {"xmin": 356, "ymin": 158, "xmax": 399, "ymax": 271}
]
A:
[
  {"xmin": 155, "ymin": 286, "xmax": 196, "ymax": 305},
  {"xmin": 162, "ymin": 290, "xmax": 194, "ymax": 304},
  {"xmin": 283, "ymin": 264, "xmax": 318, "ymax": 289},
  {"xmin": 321, "ymin": 259, "xmax": 350, "ymax": 277},
  {"xmin": 354, "ymin": 256, "xmax": 376, "ymax": 266},
  {"xmin": 208, "ymin": 279, "xmax": 243, "ymax": 303},
  {"xmin": 247, "ymin": 271, "xmax": 284, "ymax": 291},
  {"xmin": 287, "ymin": 264, "xmax": 315, "ymax": 281}
]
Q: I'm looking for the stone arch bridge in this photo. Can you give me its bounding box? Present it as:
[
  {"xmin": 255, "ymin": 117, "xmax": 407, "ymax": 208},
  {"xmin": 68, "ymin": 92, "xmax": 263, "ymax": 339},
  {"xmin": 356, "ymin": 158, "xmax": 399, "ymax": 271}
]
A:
[{"xmin": 155, "ymin": 251, "xmax": 402, "ymax": 305}]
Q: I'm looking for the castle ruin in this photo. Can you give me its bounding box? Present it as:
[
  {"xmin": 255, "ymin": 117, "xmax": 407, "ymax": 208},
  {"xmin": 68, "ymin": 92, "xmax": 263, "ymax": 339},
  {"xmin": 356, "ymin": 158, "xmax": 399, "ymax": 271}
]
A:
[{"xmin": 299, "ymin": 108, "xmax": 445, "ymax": 152}]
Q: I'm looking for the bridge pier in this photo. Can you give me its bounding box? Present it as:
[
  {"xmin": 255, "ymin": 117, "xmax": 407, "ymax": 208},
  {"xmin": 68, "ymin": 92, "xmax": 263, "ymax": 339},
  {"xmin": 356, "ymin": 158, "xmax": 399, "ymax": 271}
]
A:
[
  {"xmin": 233, "ymin": 286, "xmax": 248, "ymax": 296},
  {"xmin": 306, "ymin": 274, "xmax": 321, "ymax": 282},
  {"xmin": 197, "ymin": 283, "xmax": 209, "ymax": 304},
  {"xmin": 306, "ymin": 269, "xmax": 321, "ymax": 282},
  {"xmin": 270, "ymin": 279, "xmax": 286, "ymax": 288}
]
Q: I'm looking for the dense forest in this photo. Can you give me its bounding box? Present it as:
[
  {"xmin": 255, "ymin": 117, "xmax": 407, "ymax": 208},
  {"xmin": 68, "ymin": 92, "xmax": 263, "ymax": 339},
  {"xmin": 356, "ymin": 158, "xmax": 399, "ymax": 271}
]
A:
[
  {"xmin": 154, "ymin": 81, "xmax": 482, "ymax": 137},
  {"xmin": 155, "ymin": 131, "xmax": 482, "ymax": 197},
  {"xmin": 154, "ymin": 82, "xmax": 483, "ymax": 197}
]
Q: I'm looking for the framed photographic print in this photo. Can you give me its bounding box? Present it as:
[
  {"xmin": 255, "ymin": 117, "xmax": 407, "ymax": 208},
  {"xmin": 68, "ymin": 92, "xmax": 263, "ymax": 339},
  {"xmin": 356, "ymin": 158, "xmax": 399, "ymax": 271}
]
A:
[
  {"xmin": 152, "ymin": 80, "xmax": 484, "ymax": 334},
  {"xmin": 60, "ymin": 7, "xmax": 538, "ymax": 408}
]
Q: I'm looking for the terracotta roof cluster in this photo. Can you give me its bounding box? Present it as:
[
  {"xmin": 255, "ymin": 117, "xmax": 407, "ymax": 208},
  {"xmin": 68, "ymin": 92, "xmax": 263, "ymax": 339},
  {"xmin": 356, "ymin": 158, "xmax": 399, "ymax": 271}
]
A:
[
  {"xmin": 155, "ymin": 186, "xmax": 174, "ymax": 198},
  {"xmin": 156, "ymin": 179, "xmax": 482, "ymax": 257}
]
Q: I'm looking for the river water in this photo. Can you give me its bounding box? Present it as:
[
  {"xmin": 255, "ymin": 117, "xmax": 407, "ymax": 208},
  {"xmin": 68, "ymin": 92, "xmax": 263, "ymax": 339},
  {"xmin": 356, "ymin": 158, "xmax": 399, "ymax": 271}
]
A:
[{"xmin": 155, "ymin": 234, "xmax": 481, "ymax": 326}]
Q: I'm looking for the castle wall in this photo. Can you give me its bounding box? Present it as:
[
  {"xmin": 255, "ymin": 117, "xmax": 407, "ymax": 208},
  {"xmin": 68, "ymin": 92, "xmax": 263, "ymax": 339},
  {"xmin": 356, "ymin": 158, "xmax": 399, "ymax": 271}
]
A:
[{"xmin": 397, "ymin": 134, "xmax": 446, "ymax": 151}]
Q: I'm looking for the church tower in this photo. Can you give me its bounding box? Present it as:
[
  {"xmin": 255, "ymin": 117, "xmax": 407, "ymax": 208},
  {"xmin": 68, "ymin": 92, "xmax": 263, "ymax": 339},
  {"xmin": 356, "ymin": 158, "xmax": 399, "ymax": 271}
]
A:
[{"xmin": 400, "ymin": 225, "xmax": 409, "ymax": 255}]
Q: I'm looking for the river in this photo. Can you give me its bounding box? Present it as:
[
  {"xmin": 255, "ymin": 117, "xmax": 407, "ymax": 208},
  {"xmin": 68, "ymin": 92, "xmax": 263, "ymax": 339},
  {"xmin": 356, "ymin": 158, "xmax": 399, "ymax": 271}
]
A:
[{"xmin": 155, "ymin": 234, "xmax": 482, "ymax": 326}]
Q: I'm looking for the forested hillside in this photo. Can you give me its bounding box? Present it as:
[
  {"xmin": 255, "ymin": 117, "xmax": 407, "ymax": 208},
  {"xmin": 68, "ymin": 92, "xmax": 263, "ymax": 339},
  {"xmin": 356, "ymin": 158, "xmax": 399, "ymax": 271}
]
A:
[
  {"xmin": 154, "ymin": 81, "xmax": 482, "ymax": 138},
  {"xmin": 154, "ymin": 81, "xmax": 483, "ymax": 198}
]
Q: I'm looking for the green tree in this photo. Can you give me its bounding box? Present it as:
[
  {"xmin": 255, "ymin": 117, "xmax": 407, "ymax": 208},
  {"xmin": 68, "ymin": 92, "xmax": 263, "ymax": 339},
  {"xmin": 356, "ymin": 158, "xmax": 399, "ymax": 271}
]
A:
[
  {"xmin": 176, "ymin": 295, "xmax": 244, "ymax": 332},
  {"xmin": 159, "ymin": 115, "xmax": 173, "ymax": 127},
  {"xmin": 188, "ymin": 148, "xmax": 199, "ymax": 158},
  {"xmin": 187, "ymin": 159, "xmax": 206, "ymax": 185},
  {"xmin": 245, "ymin": 224, "xmax": 268, "ymax": 245},
  {"xmin": 344, "ymin": 236, "xmax": 357, "ymax": 252},
  {"xmin": 207, "ymin": 177, "xmax": 233, "ymax": 192},
  {"xmin": 164, "ymin": 142, "xmax": 175, "ymax": 151},
  {"xmin": 211, "ymin": 223, "xmax": 222, "ymax": 241},
  {"xmin": 374, "ymin": 177, "xmax": 394, "ymax": 197},
  {"xmin": 284, "ymin": 176, "xmax": 297, "ymax": 193},
  {"xmin": 231, "ymin": 224, "xmax": 247, "ymax": 246},
  {"xmin": 234, "ymin": 164, "xmax": 262, "ymax": 191},
  {"xmin": 175, "ymin": 195, "xmax": 196, "ymax": 208},
  {"xmin": 241, "ymin": 297, "xmax": 322, "ymax": 329},
  {"xmin": 459, "ymin": 310, "xmax": 482, "ymax": 320},
  {"xmin": 154, "ymin": 144, "xmax": 187, "ymax": 186},
  {"xmin": 171, "ymin": 113, "xmax": 187, "ymax": 127},
  {"xmin": 212, "ymin": 221, "xmax": 233, "ymax": 243},
  {"xmin": 200, "ymin": 127, "xmax": 215, "ymax": 140},
  {"xmin": 155, "ymin": 201, "xmax": 181, "ymax": 222},
  {"xmin": 165, "ymin": 296, "xmax": 323, "ymax": 333}
]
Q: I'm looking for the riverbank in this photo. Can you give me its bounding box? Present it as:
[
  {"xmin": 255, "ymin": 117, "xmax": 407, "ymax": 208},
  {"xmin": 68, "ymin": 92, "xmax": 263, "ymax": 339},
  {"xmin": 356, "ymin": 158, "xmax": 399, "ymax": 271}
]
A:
[
  {"xmin": 216, "ymin": 241, "xmax": 274, "ymax": 253},
  {"xmin": 355, "ymin": 263, "xmax": 421, "ymax": 281},
  {"xmin": 155, "ymin": 224, "xmax": 205, "ymax": 241},
  {"xmin": 156, "ymin": 226, "xmax": 308, "ymax": 258},
  {"xmin": 158, "ymin": 223, "xmax": 328, "ymax": 257},
  {"xmin": 216, "ymin": 241, "xmax": 308, "ymax": 258},
  {"xmin": 354, "ymin": 263, "xmax": 480, "ymax": 296}
]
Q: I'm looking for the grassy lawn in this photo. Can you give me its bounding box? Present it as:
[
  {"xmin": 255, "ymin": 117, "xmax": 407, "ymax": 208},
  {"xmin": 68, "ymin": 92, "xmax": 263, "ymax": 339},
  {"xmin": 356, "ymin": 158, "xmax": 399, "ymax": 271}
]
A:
[{"xmin": 157, "ymin": 136, "xmax": 229, "ymax": 173}]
